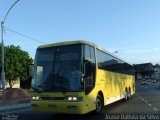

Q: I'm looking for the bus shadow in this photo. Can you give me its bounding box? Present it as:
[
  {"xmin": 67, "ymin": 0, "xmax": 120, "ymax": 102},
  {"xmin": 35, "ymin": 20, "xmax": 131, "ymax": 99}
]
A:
[
  {"xmin": 52, "ymin": 112, "xmax": 105, "ymax": 120},
  {"xmin": 26, "ymin": 97, "xmax": 136, "ymax": 120},
  {"xmin": 51, "ymin": 99, "xmax": 129, "ymax": 120}
]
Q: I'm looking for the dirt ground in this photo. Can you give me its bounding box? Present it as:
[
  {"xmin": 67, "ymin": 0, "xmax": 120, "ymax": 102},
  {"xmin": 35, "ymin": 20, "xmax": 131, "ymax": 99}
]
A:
[{"xmin": 0, "ymin": 88, "xmax": 31, "ymax": 104}]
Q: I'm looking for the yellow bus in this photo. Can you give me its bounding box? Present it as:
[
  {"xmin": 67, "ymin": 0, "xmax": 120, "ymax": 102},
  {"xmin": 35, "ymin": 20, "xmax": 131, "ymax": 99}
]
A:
[{"xmin": 31, "ymin": 40, "xmax": 135, "ymax": 114}]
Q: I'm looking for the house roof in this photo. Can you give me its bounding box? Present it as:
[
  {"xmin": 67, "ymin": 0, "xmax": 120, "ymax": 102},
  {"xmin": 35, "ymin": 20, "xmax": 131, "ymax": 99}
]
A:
[{"xmin": 134, "ymin": 63, "xmax": 154, "ymax": 72}]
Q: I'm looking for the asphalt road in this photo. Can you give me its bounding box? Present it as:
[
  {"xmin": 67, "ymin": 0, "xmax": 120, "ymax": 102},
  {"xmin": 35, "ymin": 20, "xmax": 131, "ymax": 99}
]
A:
[{"xmin": 1, "ymin": 81, "xmax": 160, "ymax": 120}]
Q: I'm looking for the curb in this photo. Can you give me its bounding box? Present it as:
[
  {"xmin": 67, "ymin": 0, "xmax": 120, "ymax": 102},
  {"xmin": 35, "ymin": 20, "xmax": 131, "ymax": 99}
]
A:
[{"xmin": 0, "ymin": 103, "xmax": 31, "ymax": 113}]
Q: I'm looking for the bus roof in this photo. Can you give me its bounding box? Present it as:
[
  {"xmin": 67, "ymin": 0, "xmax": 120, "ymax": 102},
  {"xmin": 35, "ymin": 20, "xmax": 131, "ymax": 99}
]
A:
[
  {"xmin": 37, "ymin": 40, "xmax": 132, "ymax": 65},
  {"xmin": 37, "ymin": 40, "xmax": 94, "ymax": 49}
]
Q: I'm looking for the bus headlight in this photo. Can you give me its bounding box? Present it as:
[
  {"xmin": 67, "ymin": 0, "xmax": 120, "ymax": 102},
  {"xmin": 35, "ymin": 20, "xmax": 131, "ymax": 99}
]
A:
[
  {"xmin": 32, "ymin": 96, "xmax": 40, "ymax": 100},
  {"xmin": 65, "ymin": 96, "xmax": 83, "ymax": 102},
  {"xmin": 32, "ymin": 96, "xmax": 36, "ymax": 100},
  {"xmin": 72, "ymin": 97, "xmax": 77, "ymax": 101},
  {"xmin": 68, "ymin": 97, "xmax": 73, "ymax": 101}
]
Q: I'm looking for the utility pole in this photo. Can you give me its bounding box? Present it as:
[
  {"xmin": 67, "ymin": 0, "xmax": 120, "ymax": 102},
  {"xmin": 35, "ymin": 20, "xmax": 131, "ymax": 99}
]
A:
[{"xmin": 1, "ymin": 0, "xmax": 20, "ymax": 102}]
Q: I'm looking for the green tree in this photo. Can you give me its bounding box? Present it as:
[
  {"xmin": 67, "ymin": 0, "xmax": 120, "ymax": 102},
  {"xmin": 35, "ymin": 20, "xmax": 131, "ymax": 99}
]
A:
[{"xmin": 0, "ymin": 44, "xmax": 33, "ymax": 88}]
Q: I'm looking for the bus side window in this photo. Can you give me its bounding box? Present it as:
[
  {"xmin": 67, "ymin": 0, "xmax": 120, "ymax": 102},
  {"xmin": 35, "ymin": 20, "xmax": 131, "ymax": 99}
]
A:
[
  {"xmin": 85, "ymin": 45, "xmax": 90, "ymax": 59},
  {"xmin": 90, "ymin": 46, "xmax": 95, "ymax": 64}
]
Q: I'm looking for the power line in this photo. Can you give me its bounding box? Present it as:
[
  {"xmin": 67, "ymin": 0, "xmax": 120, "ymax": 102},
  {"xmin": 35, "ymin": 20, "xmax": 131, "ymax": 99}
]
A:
[{"xmin": 5, "ymin": 28, "xmax": 47, "ymax": 44}]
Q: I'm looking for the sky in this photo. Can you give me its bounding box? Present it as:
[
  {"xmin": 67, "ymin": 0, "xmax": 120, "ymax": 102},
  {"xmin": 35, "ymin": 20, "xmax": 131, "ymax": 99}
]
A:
[{"xmin": 0, "ymin": 0, "xmax": 160, "ymax": 65}]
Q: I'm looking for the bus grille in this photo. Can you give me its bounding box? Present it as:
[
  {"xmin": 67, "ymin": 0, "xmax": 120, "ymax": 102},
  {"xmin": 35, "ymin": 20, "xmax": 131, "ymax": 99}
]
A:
[{"xmin": 41, "ymin": 97, "xmax": 65, "ymax": 100}]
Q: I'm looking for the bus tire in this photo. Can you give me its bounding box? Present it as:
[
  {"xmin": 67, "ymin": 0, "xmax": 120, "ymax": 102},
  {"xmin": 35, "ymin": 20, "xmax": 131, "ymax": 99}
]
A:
[
  {"xmin": 95, "ymin": 95, "xmax": 103, "ymax": 113},
  {"xmin": 124, "ymin": 89, "xmax": 128, "ymax": 101},
  {"xmin": 127, "ymin": 88, "xmax": 131, "ymax": 99}
]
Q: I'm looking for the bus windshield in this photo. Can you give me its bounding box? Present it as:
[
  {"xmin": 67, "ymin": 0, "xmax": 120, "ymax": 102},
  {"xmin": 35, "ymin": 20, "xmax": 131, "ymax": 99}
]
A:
[{"xmin": 31, "ymin": 44, "xmax": 83, "ymax": 92}]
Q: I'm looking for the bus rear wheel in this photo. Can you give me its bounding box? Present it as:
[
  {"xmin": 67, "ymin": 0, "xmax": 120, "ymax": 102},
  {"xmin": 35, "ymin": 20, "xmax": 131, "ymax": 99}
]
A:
[
  {"xmin": 127, "ymin": 89, "xmax": 131, "ymax": 99},
  {"xmin": 124, "ymin": 89, "xmax": 128, "ymax": 101},
  {"xmin": 95, "ymin": 95, "xmax": 103, "ymax": 113}
]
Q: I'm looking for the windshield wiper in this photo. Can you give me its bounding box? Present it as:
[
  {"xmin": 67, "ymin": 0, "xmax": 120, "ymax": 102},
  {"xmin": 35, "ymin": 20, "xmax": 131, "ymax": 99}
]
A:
[{"xmin": 53, "ymin": 61, "xmax": 64, "ymax": 90}]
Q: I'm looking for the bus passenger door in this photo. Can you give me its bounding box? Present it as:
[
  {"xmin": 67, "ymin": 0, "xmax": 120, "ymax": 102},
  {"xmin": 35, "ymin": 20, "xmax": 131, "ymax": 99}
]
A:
[{"xmin": 84, "ymin": 45, "xmax": 96, "ymax": 95}]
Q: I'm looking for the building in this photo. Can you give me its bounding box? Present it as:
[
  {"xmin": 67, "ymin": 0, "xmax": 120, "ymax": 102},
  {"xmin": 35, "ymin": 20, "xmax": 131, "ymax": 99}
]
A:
[
  {"xmin": 0, "ymin": 79, "xmax": 20, "ymax": 89},
  {"xmin": 134, "ymin": 63, "xmax": 155, "ymax": 81},
  {"xmin": 154, "ymin": 64, "xmax": 160, "ymax": 82}
]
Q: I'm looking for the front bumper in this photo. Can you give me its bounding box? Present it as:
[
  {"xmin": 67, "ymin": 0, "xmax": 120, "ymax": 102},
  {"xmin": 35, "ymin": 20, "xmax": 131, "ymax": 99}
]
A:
[{"xmin": 31, "ymin": 100, "xmax": 89, "ymax": 114}]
